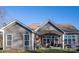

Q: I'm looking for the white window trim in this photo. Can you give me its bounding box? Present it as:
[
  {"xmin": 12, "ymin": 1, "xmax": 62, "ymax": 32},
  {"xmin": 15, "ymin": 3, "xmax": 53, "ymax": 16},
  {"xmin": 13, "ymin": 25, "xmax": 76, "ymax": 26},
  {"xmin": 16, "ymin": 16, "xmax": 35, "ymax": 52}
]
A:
[
  {"xmin": 23, "ymin": 33, "xmax": 29, "ymax": 48},
  {"xmin": 6, "ymin": 34, "xmax": 13, "ymax": 48},
  {"xmin": 64, "ymin": 35, "xmax": 76, "ymax": 45}
]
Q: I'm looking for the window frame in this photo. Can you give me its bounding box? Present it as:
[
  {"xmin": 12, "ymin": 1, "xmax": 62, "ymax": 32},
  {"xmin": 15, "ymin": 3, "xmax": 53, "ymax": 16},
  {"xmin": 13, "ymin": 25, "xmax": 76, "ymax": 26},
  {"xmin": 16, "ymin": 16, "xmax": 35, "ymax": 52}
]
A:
[
  {"xmin": 6, "ymin": 34, "xmax": 13, "ymax": 48},
  {"xmin": 23, "ymin": 33, "xmax": 29, "ymax": 48},
  {"xmin": 64, "ymin": 39, "xmax": 67, "ymax": 44}
]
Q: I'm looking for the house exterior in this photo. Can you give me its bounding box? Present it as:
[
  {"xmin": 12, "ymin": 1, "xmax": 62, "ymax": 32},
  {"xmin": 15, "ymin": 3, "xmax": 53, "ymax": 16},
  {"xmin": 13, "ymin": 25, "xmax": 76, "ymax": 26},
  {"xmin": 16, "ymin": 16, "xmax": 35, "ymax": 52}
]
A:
[{"xmin": 0, "ymin": 20, "xmax": 79, "ymax": 51}]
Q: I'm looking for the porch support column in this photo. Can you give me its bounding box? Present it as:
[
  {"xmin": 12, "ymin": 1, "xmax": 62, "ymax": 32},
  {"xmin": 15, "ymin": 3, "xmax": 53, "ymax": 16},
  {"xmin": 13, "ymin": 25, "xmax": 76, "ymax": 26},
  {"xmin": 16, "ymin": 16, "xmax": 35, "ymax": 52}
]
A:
[
  {"xmin": 62, "ymin": 34, "xmax": 64, "ymax": 49},
  {"xmin": 0, "ymin": 30, "xmax": 5, "ymax": 50},
  {"xmin": 32, "ymin": 33, "xmax": 35, "ymax": 50}
]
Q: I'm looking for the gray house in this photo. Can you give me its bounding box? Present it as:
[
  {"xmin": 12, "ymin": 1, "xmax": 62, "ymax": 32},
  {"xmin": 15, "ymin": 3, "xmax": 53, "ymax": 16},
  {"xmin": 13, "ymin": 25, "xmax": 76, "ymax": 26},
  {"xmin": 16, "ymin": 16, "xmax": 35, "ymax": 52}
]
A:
[{"xmin": 0, "ymin": 20, "xmax": 79, "ymax": 52}]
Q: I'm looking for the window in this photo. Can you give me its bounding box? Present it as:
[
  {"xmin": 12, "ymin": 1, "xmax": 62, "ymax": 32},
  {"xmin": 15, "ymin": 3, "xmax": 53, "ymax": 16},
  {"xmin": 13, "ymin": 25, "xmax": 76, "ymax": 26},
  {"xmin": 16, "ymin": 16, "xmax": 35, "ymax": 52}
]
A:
[
  {"xmin": 47, "ymin": 39, "xmax": 50, "ymax": 43},
  {"xmin": 64, "ymin": 39, "xmax": 67, "ymax": 44},
  {"xmin": 47, "ymin": 35, "xmax": 51, "ymax": 38},
  {"xmin": 64, "ymin": 36, "xmax": 67, "ymax": 39},
  {"xmin": 64, "ymin": 35, "xmax": 76, "ymax": 45},
  {"xmin": 68, "ymin": 36, "xmax": 71, "ymax": 44},
  {"xmin": 68, "ymin": 36, "xmax": 71, "ymax": 39},
  {"xmin": 43, "ymin": 39, "xmax": 46, "ymax": 44},
  {"xmin": 64, "ymin": 35, "xmax": 68, "ymax": 44},
  {"xmin": 43, "ymin": 35, "xmax": 51, "ymax": 45},
  {"xmin": 72, "ymin": 39, "xmax": 75, "ymax": 44},
  {"xmin": 24, "ymin": 33, "xmax": 29, "ymax": 48},
  {"xmin": 72, "ymin": 39, "xmax": 75, "ymax": 41},
  {"xmin": 68, "ymin": 39, "xmax": 71, "ymax": 44},
  {"xmin": 6, "ymin": 34, "xmax": 12, "ymax": 48},
  {"xmin": 72, "ymin": 36, "xmax": 75, "ymax": 39}
]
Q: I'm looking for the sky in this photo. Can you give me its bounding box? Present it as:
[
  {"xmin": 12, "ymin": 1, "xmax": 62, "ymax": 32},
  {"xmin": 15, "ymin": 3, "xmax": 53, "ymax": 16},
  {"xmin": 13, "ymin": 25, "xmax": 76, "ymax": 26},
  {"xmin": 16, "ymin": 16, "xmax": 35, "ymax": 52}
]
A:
[{"xmin": 0, "ymin": 6, "xmax": 79, "ymax": 29}]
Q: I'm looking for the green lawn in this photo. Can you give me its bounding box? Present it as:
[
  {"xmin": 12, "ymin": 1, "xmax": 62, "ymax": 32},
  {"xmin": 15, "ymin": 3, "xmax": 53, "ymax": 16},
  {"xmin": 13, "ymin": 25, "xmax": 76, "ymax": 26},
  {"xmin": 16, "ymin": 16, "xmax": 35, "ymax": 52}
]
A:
[
  {"xmin": 24, "ymin": 48, "xmax": 77, "ymax": 53},
  {"xmin": 0, "ymin": 48, "xmax": 78, "ymax": 53}
]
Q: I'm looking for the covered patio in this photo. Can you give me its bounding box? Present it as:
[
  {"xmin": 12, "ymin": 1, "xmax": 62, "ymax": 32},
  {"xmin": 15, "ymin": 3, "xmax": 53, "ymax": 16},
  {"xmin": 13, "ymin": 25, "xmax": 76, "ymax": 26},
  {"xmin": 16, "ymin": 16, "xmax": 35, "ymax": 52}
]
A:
[{"xmin": 35, "ymin": 30, "xmax": 64, "ymax": 48}]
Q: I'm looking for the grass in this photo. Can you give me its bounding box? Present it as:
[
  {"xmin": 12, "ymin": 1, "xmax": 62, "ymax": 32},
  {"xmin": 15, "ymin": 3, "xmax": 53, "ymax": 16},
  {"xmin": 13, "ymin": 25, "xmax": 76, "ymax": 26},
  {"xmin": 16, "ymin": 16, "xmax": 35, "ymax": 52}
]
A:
[
  {"xmin": 0, "ymin": 48, "xmax": 77, "ymax": 53},
  {"xmin": 24, "ymin": 48, "xmax": 76, "ymax": 53}
]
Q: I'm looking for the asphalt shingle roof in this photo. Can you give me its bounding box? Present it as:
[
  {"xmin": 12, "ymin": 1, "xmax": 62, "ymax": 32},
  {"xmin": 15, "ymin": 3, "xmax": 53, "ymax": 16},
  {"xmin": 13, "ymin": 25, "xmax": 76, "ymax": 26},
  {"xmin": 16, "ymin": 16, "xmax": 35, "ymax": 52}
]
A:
[{"xmin": 28, "ymin": 23, "xmax": 79, "ymax": 33}]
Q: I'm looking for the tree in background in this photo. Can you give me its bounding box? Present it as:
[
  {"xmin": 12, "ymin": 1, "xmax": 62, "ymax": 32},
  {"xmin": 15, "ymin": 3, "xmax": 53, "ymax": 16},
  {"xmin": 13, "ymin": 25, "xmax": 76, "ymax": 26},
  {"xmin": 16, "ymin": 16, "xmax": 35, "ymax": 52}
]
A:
[{"xmin": 0, "ymin": 7, "xmax": 7, "ymax": 27}]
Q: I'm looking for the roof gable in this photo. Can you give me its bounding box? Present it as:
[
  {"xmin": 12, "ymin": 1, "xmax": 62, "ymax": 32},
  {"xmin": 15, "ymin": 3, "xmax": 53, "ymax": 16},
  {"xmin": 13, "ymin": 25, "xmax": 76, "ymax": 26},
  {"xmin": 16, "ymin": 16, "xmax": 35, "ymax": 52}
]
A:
[
  {"xmin": 1, "ymin": 20, "xmax": 33, "ymax": 32},
  {"xmin": 35, "ymin": 20, "xmax": 64, "ymax": 33}
]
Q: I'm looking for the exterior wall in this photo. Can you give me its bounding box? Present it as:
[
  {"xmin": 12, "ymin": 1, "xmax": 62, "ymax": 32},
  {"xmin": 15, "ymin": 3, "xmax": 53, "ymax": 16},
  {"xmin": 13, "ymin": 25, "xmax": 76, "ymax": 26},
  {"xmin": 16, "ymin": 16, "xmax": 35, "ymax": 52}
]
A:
[
  {"xmin": 0, "ymin": 33, "xmax": 3, "ymax": 48},
  {"xmin": 3, "ymin": 23, "xmax": 32, "ymax": 50}
]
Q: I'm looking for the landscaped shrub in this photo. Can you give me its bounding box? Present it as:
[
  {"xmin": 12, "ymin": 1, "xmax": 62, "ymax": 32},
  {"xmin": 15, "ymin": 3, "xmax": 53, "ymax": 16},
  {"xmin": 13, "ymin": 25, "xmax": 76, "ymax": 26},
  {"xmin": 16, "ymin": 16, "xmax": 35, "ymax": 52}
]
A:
[
  {"xmin": 46, "ymin": 43, "xmax": 50, "ymax": 48},
  {"xmin": 76, "ymin": 48, "xmax": 79, "ymax": 51}
]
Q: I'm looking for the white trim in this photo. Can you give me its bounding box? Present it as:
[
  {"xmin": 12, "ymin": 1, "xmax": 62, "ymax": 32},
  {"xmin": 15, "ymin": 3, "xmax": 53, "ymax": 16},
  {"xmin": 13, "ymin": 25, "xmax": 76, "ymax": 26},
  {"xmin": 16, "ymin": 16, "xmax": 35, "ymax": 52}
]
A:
[
  {"xmin": 62, "ymin": 34, "xmax": 64, "ymax": 49},
  {"xmin": 32, "ymin": 33, "xmax": 35, "ymax": 50},
  {"xmin": 6, "ymin": 33, "xmax": 13, "ymax": 48},
  {"xmin": 0, "ymin": 29, "xmax": 4, "ymax": 32},
  {"xmin": 1, "ymin": 20, "xmax": 17, "ymax": 30},
  {"xmin": 23, "ymin": 33, "xmax": 29, "ymax": 49},
  {"xmin": 65, "ymin": 32, "xmax": 79, "ymax": 34}
]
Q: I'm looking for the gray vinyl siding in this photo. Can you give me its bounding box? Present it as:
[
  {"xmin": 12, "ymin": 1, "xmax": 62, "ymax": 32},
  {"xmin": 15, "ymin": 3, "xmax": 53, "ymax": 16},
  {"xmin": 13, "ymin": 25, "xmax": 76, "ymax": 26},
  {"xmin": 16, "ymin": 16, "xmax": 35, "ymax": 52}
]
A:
[{"xmin": 3, "ymin": 22, "xmax": 32, "ymax": 50}]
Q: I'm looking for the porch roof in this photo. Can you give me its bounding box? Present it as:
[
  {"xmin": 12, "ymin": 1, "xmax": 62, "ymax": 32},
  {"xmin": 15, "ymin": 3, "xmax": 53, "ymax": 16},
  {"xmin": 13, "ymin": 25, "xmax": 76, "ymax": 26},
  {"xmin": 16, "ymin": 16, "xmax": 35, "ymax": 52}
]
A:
[{"xmin": 36, "ymin": 30, "xmax": 63, "ymax": 35}]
